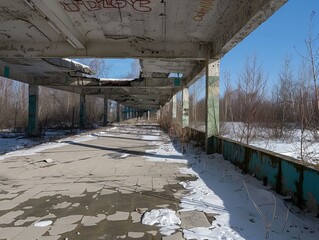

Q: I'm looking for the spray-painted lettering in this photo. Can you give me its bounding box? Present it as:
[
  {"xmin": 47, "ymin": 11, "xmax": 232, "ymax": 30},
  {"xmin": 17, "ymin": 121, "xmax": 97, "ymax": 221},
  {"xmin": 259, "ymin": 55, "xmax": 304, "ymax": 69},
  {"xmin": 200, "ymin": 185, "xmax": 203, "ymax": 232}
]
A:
[
  {"xmin": 193, "ymin": 0, "xmax": 213, "ymax": 21},
  {"xmin": 60, "ymin": 0, "xmax": 152, "ymax": 13}
]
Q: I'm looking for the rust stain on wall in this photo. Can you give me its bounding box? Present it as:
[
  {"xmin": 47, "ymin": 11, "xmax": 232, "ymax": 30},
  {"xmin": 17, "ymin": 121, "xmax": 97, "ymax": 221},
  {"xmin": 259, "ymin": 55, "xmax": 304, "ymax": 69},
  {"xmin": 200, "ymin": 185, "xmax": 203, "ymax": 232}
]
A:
[{"xmin": 193, "ymin": 0, "xmax": 214, "ymax": 21}]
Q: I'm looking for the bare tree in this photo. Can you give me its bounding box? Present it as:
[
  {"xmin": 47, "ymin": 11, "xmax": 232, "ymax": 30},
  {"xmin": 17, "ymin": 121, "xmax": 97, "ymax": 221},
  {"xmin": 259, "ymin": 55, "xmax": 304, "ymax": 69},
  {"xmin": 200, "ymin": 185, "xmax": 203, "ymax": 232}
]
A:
[
  {"xmin": 272, "ymin": 57, "xmax": 296, "ymax": 138},
  {"xmin": 236, "ymin": 55, "xmax": 268, "ymax": 144}
]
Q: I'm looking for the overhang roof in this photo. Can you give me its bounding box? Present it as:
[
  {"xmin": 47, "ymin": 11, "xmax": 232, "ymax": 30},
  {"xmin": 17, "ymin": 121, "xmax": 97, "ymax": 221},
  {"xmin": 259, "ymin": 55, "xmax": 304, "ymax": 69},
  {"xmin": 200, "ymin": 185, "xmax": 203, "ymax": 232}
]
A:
[{"xmin": 0, "ymin": 0, "xmax": 287, "ymax": 110}]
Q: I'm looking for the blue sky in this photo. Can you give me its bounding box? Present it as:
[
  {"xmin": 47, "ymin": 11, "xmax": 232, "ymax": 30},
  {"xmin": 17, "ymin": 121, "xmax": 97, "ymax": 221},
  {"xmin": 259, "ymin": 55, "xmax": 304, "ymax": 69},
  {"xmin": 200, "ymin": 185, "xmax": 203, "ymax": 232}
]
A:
[
  {"xmin": 103, "ymin": 58, "xmax": 138, "ymax": 78},
  {"xmin": 221, "ymin": 0, "xmax": 319, "ymax": 89}
]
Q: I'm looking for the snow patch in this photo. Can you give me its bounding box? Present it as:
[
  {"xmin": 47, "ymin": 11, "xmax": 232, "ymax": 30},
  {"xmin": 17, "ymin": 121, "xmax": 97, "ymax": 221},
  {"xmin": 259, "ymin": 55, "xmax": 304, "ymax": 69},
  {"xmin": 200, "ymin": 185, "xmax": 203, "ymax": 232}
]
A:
[
  {"xmin": 142, "ymin": 209, "xmax": 181, "ymax": 236},
  {"xmin": 141, "ymin": 135, "xmax": 159, "ymax": 141},
  {"xmin": 34, "ymin": 220, "xmax": 53, "ymax": 227}
]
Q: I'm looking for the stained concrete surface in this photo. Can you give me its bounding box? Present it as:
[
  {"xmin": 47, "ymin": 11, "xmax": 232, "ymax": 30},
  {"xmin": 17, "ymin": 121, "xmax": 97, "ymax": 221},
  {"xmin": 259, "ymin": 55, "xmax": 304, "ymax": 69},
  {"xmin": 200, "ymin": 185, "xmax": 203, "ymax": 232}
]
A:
[{"xmin": 0, "ymin": 123, "xmax": 197, "ymax": 239}]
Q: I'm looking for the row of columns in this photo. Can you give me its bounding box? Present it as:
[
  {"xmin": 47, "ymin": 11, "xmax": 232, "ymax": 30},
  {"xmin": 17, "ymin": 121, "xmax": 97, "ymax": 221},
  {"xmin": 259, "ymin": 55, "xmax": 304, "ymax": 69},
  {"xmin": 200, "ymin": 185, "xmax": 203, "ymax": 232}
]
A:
[
  {"xmin": 171, "ymin": 59, "xmax": 220, "ymax": 153},
  {"xmin": 27, "ymin": 88, "xmax": 146, "ymax": 137}
]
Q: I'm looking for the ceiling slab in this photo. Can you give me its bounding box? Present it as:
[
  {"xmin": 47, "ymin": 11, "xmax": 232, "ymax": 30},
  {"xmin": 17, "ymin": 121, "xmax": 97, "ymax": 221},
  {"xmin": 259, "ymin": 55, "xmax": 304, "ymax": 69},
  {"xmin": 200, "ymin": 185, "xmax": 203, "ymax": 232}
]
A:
[
  {"xmin": 0, "ymin": 0, "xmax": 287, "ymax": 59},
  {"xmin": 0, "ymin": 0, "xmax": 288, "ymax": 110}
]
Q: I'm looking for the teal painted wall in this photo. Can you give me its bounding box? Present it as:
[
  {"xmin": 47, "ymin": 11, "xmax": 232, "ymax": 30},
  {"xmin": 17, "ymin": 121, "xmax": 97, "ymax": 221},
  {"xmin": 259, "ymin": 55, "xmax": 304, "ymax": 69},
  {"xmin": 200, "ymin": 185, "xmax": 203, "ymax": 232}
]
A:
[
  {"xmin": 28, "ymin": 95, "xmax": 37, "ymax": 133},
  {"xmin": 210, "ymin": 136, "xmax": 319, "ymax": 209},
  {"xmin": 187, "ymin": 128, "xmax": 319, "ymax": 210}
]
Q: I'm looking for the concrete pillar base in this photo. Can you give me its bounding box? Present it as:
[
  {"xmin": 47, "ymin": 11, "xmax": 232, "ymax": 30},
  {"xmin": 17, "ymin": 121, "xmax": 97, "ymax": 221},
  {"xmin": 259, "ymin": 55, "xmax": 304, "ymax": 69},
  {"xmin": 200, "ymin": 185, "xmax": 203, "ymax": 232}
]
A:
[
  {"xmin": 103, "ymin": 97, "xmax": 109, "ymax": 126},
  {"xmin": 80, "ymin": 93, "xmax": 86, "ymax": 129},
  {"xmin": 27, "ymin": 85, "xmax": 40, "ymax": 137}
]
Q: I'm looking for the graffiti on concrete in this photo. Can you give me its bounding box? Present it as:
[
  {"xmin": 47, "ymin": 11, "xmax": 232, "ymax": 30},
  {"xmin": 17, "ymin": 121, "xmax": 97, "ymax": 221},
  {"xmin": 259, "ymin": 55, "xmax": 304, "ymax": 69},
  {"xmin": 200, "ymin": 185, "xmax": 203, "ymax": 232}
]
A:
[
  {"xmin": 60, "ymin": 0, "xmax": 152, "ymax": 13},
  {"xmin": 193, "ymin": 0, "xmax": 213, "ymax": 21}
]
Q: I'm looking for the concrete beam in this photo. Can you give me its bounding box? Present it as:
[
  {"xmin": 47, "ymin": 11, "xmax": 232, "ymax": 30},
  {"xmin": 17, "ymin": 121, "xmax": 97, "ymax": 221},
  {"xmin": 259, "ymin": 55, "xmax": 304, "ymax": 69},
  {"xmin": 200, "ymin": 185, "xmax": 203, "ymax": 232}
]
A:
[
  {"xmin": 184, "ymin": 61, "xmax": 206, "ymax": 87},
  {"xmin": 0, "ymin": 62, "xmax": 32, "ymax": 83},
  {"xmin": 30, "ymin": 0, "xmax": 86, "ymax": 49},
  {"xmin": 0, "ymin": 41, "xmax": 212, "ymax": 59},
  {"xmin": 213, "ymin": 0, "xmax": 287, "ymax": 57}
]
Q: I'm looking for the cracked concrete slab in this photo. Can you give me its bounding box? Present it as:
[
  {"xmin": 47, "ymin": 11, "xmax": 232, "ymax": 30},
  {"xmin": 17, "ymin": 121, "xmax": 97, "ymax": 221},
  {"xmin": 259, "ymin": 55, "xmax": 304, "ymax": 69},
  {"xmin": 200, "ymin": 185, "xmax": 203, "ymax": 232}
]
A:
[
  {"xmin": 54, "ymin": 215, "xmax": 83, "ymax": 225},
  {"xmin": 0, "ymin": 124, "xmax": 195, "ymax": 239},
  {"xmin": 178, "ymin": 210, "xmax": 211, "ymax": 228},
  {"xmin": 48, "ymin": 224, "xmax": 77, "ymax": 235},
  {"xmin": 81, "ymin": 214, "xmax": 106, "ymax": 226},
  {"xmin": 106, "ymin": 211, "xmax": 129, "ymax": 221}
]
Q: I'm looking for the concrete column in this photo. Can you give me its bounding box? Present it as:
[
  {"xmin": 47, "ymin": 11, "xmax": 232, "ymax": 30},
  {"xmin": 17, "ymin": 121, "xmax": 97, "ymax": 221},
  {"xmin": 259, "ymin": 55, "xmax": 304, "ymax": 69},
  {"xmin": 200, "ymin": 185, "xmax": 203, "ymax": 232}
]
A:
[
  {"xmin": 116, "ymin": 102, "xmax": 120, "ymax": 122},
  {"xmin": 79, "ymin": 92, "xmax": 86, "ymax": 129},
  {"xmin": 103, "ymin": 97, "xmax": 108, "ymax": 126},
  {"xmin": 172, "ymin": 95, "xmax": 177, "ymax": 121},
  {"xmin": 182, "ymin": 87, "xmax": 189, "ymax": 128},
  {"xmin": 205, "ymin": 59, "xmax": 220, "ymax": 153},
  {"xmin": 124, "ymin": 107, "xmax": 128, "ymax": 120},
  {"xmin": 122, "ymin": 106, "xmax": 125, "ymax": 121},
  {"xmin": 28, "ymin": 85, "xmax": 40, "ymax": 137},
  {"xmin": 147, "ymin": 111, "xmax": 150, "ymax": 120}
]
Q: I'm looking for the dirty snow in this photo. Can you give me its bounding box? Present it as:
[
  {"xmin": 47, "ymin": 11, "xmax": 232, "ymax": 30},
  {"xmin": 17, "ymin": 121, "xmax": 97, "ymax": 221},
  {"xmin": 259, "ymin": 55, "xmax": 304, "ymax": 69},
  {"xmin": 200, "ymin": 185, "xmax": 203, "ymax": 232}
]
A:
[
  {"xmin": 145, "ymin": 133, "xmax": 319, "ymax": 239},
  {"xmin": 142, "ymin": 209, "xmax": 181, "ymax": 236},
  {"xmin": 0, "ymin": 133, "xmax": 97, "ymax": 161},
  {"xmin": 34, "ymin": 220, "xmax": 53, "ymax": 227},
  {"xmin": 1, "ymin": 123, "xmax": 319, "ymax": 239},
  {"xmin": 222, "ymin": 122, "xmax": 319, "ymax": 164},
  {"xmin": 141, "ymin": 135, "xmax": 160, "ymax": 141}
]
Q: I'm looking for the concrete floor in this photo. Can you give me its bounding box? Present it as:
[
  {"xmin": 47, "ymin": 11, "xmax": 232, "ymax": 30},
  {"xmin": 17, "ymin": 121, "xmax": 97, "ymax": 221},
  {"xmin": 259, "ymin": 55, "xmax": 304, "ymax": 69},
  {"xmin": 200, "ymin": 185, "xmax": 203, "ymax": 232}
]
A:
[{"xmin": 0, "ymin": 123, "xmax": 195, "ymax": 239}]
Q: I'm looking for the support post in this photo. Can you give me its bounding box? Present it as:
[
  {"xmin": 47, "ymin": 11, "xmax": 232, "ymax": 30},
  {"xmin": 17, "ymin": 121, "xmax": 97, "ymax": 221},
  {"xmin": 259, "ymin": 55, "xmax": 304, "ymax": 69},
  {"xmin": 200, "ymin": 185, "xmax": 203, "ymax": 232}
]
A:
[
  {"xmin": 182, "ymin": 87, "xmax": 189, "ymax": 128},
  {"xmin": 79, "ymin": 92, "xmax": 86, "ymax": 129},
  {"xmin": 28, "ymin": 84, "xmax": 40, "ymax": 137},
  {"xmin": 172, "ymin": 95, "xmax": 177, "ymax": 122},
  {"xmin": 103, "ymin": 97, "xmax": 108, "ymax": 126},
  {"xmin": 124, "ymin": 106, "xmax": 127, "ymax": 120},
  {"xmin": 205, "ymin": 59, "xmax": 220, "ymax": 153},
  {"xmin": 116, "ymin": 102, "xmax": 120, "ymax": 122}
]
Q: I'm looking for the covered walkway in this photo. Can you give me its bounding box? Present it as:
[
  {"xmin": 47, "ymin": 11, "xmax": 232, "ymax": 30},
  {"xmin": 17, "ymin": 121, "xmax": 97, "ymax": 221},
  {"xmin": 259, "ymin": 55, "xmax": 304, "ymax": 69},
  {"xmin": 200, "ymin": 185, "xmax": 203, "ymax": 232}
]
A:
[{"xmin": 0, "ymin": 122, "xmax": 318, "ymax": 239}]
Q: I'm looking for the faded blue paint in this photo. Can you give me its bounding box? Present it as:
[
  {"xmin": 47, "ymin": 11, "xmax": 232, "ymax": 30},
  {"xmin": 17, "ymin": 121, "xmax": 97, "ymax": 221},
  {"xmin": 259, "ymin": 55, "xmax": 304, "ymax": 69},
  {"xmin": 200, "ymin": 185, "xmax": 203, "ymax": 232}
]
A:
[
  {"xmin": 281, "ymin": 160, "xmax": 300, "ymax": 195},
  {"xmin": 303, "ymin": 169, "xmax": 319, "ymax": 204},
  {"xmin": 221, "ymin": 140, "xmax": 245, "ymax": 165},
  {"xmin": 193, "ymin": 132, "xmax": 319, "ymax": 209},
  {"xmin": 248, "ymin": 151, "xmax": 263, "ymax": 178},
  {"xmin": 28, "ymin": 95, "xmax": 37, "ymax": 133},
  {"xmin": 4, "ymin": 66, "xmax": 10, "ymax": 78},
  {"xmin": 173, "ymin": 78, "xmax": 181, "ymax": 86},
  {"xmin": 260, "ymin": 154, "xmax": 279, "ymax": 187}
]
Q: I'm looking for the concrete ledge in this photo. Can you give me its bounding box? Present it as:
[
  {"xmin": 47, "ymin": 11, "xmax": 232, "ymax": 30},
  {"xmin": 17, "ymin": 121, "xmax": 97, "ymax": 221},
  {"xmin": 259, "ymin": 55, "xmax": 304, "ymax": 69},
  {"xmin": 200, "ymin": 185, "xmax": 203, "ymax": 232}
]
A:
[{"xmin": 187, "ymin": 128, "xmax": 319, "ymax": 211}]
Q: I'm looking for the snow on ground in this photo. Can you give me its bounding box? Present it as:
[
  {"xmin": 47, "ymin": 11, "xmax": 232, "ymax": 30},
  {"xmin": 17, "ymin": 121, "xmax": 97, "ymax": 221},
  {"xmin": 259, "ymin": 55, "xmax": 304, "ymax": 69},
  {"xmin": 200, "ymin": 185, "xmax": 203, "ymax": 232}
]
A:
[
  {"xmin": 0, "ymin": 131, "xmax": 97, "ymax": 161},
  {"xmin": 1, "ymin": 123, "xmax": 318, "ymax": 239},
  {"xmin": 142, "ymin": 209, "xmax": 181, "ymax": 236},
  {"xmin": 145, "ymin": 134, "xmax": 319, "ymax": 239},
  {"xmin": 221, "ymin": 122, "xmax": 319, "ymax": 164}
]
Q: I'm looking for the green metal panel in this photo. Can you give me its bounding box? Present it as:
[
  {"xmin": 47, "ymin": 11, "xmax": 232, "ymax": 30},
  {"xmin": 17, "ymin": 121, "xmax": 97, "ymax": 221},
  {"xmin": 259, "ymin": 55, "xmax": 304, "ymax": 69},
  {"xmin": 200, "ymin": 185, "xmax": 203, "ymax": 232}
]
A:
[
  {"xmin": 303, "ymin": 169, "xmax": 319, "ymax": 206},
  {"xmin": 4, "ymin": 66, "xmax": 10, "ymax": 78},
  {"xmin": 173, "ymin": 78, "xmax": 181, "ymax": 86},
  {"xmin": 28, "ymin": 95, "xmax": 37, "ymax": 133},
  {"xmin": 207, "ymin": 135, "xmax": 319, "ymax": 209}
]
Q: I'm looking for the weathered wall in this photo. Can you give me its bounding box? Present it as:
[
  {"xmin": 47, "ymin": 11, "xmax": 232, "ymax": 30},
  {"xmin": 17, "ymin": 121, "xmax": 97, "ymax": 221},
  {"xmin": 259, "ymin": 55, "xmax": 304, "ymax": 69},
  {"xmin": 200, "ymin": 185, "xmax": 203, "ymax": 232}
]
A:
[{"xmin": 187, "ymin": 128, "xmax": 319, "ymax": 211}]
